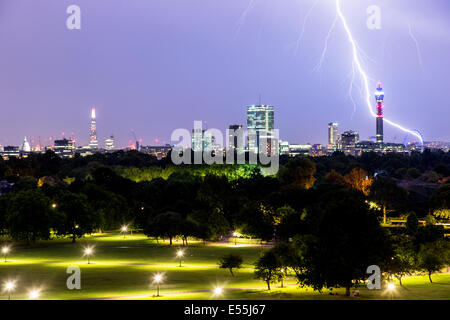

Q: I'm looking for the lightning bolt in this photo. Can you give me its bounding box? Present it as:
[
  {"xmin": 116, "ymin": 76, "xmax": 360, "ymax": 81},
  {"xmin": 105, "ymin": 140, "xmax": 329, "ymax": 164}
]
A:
[
  {"xmin": 313, "ymin": 14, "xmax": 338, "ymax": 73},
  {"xmin": 408, "ymin": 22, "xmax": 424, "ymax": 72},
  {"xmin": 336, "ymin": 0, "xmax": 423, "ymax": 144},
  {"xmin": 235, "ymin": 0, "xmax": 258, "ymax": 39},
  {"xmin": 294, "ymin": 0, "xmax": 320, "ymax": 57}
]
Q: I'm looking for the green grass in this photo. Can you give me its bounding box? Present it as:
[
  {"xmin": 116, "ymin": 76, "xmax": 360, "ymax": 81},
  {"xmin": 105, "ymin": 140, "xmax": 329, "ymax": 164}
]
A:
[{"xmin": 0, "ymin": 233, "xmax": 449, "ymax": 300}]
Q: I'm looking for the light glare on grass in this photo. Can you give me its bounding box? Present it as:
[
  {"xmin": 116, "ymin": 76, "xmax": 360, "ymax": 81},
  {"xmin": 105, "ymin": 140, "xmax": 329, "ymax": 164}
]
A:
[
  {"xmin": 213, "ymin": 287, "xmax": 223, "ymax": 296},
  {"xmin": 28, "ymin": 289, "xmax": 41, "ymax": 300},
  {"xmin": 153, "ymin": 273, "xmax": 164, "ymax": 283},
  {"xmin": 2, "ymin": 246, "xmax": 9, "ymax": 262},
  {"xmin": 4, "ymin": 280, "xmax": 16, "ymax": 300},
  {"xmin": 152, "ymin": 273, "xmax": 164, "ymax": 297},
  {"xmin": 84, "ymin": 246, "xmax": 94, "ymax": 264}
]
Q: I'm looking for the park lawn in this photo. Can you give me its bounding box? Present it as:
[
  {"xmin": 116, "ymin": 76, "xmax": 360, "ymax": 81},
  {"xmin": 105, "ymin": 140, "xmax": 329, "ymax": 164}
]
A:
[{"xmin": 1, "ymin": 232, "xmax": 450, "ymax": 300}]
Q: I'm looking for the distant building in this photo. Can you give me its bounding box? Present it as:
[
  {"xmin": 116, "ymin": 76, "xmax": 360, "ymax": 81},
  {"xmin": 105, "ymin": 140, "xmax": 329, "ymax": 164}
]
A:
[
  {"xmin": 228, "ymin": 125, "xmax": 244, "ymax": 153},
  {"xmin": 105, "ymin": 135, "xmax": 115, "ymax": 151},
  {"xmin": 88, "ymin": 108, "xmax": 98, "ymax": 149},
  {"xmin": 191, "ymin": 128, "xmax": 213, "ymax": 152},
  {"xmin": 21, "ymin": 137, "xmax": 31, "ymax": 153},
  {"xmin": 279, "ymin": 140, "xmax": 290, "ymax": 156},
  {"xmin": 247, "ymin": 105, "xmax": 276, "ymax": 155},
  {"xmin": 341, "ymin": 131, "xmax": 359, "ymax": 156},
  {"xmin": 310, "ymin": 144, "xmax": 325, "ymax": 157},
  {"xmin": 375, "ymin": 82, "xmax": 384, "ymax": 144},
  {"xmin": 0, "ymin": 146, "xmax": 20, "ymax": 159},
  {"xmin": 288, "ymin": 144, "xmax": 312, "ymax": 157},
  {"xmin": 140, "ymin": 145, "xmax": 172, "ymax": 158},
  {"xmin": 54, "ymin": 138, "xmax": 75, "ymax": 158},
  {"xmin": 327, "ymin": 122, "xmax": 339, "ymax": 151}
]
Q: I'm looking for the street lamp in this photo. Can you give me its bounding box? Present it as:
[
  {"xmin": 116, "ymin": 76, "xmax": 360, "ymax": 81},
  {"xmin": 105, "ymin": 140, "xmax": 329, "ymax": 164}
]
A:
[
  {"xmin": 28, "ymin": 289, "xmax": 41, "ymax": 300},
  {"xmin": 51, "ymin": 203, "xmax": 57, "ymax": 209},
  {"xmin": 2, "ymin": 246, "xmax": 10, "ymax": 262},
  {"xmin": 153, "ymin": 273, "xmax": 164, "ymax": 297},
  {"xmin": 121, "ymin": 225, "xmax": 128, "ymax": 238},
  {"xmin": 233, "ymin": 232, "xmax": 238, "ymax": 246},
  {"xmin": 4, "ymin": 281, "xmax": 16, "ymax": 300},
  {"xmin": 213, "ymin": 286, "xmax": 223, "ymax": 297},
  {"xmin": 176, "ymin": 249, "xmax": 184, "ymax": 267},
  {"xmin": 387, "ymin": 282, "xmax": 395, "ymax": 300},
  {"xmin": 84, "ymin": 247, "xmax": 94, "ymax": 264},
  {"xmin": 280, "ymin": 268, "xmax": 285, "ymax": 288}
]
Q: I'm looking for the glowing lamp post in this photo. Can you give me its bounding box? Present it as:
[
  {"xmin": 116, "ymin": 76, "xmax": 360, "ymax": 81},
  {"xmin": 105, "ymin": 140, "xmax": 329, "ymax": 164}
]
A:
[
  {"xmin": 4, "ymin": 281, "xmax": 16, "ymax": 300},
  {"xmin": 51, "ymin": 203, "xmax": 57, "ymax": 209},
  {"xmin": 28, "ymin": 289, "xmax": 41, "ymax": 300},
  {"xmin": 213, "ymin": 287, "xmax": 223, "ymax": 298},
  {"xmin": 153, "ymin": 273, "xmax": 164, "ymax": 297},
  {"xmin": 121, "ymin": 225, "xmax": 128, "ymax": 238},
  {"xmin": 280, "ymin": 268, "xmax": 285, "ymax": 288},
  {"xmin": 176, "ymin": 250, "xmax": 184, "ymax": 267},
  {"xmin": 387, "ymin": 282, "xmax": 395, "ymax": 300},
  {"xmin": 2, "ymin": 246, "xmax": 10, "ymax": 262},
  {"xmin": 233, "ymin": 232, "xmax": 238, "ymax": 246},
  {"xmin": 84, "ymin": 247, "xmax": 94, "ymax": 264}
]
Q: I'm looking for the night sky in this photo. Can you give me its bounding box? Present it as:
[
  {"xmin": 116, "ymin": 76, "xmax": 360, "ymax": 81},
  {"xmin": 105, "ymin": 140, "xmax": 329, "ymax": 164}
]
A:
[{"xmin": 1, "ymin": 0, "xmax": 449, "ymax": 148}]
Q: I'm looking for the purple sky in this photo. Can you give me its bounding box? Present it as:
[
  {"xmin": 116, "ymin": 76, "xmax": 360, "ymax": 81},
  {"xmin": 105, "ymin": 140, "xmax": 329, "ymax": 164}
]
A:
[{"xmin": 1, "ymin": 0, "xmax": 449, "ymax": 148}]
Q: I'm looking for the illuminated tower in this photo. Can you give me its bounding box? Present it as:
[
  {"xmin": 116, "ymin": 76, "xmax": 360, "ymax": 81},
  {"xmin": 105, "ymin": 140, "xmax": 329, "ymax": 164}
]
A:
[
  {"xmin": 327, "ymin": 122, "xmax": 338, "ymax": 150},
  {"xmin": 88, "ymin": 108, "xmax": 98, "ymax": 149},
  {"xmin": 375, "ymin": 82, "xmax": 384, "ymax": 144}
]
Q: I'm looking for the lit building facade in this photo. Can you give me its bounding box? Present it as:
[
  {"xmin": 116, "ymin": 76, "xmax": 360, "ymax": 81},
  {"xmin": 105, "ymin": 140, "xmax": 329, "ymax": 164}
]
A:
[
  {"xmin": 191, "ymin": 129, "xmax": 213, "ymax": 152},
  {"xmin": 88, "ymin": 108, "xmax": 98, "ymax": 149},
  {"xmin": 54, "ymin": 138, "xmax": 76, "ymax": 158},
  {"xmin": 247, "ymin": 105, "xmax": 275, "ymax": 155},
  {"xmin": 375, "ymin": 82, "xmax": 384, "ymax": 144},
  {"xmin": 341, "ymin": 131, "xmax": 360, "ymax": 156},
  {"xmin": 228, "ymin": 124, "xmax": 244, "ymax": 153},
  {"xmin": 105, "ymin": 135, "xmax": 115, "ymax": 151},
  {"xmin": 327, "ymin": 122, "xmax": 339, "ymax": 151}
]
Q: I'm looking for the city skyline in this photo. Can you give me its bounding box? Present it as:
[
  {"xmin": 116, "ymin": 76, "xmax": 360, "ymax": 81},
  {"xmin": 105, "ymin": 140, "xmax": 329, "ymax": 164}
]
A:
[{"xmin": 1, "ymin": 1, "xmax": 450, "ymax": 147}]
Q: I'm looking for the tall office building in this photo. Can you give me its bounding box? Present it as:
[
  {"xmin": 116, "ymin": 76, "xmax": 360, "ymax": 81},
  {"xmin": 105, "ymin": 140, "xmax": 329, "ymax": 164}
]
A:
[
  {"xmin": 327, "ymin": 122, "xmax": 339, "ymax": 150},
  {"xmin": 228, "ymin": 124, "xmax": 243, "ymax": 152},
  {"xmin": 375, "ymin": 82, "xmax": 384, "ymax": 144},
  {"xmin": 105, "ymin": 135, "xmax": 115, "ymax": 151},
  {"xmin": 88, "ymin": 108, "xmax": 98, "ymax": 149},
  {"xmin": 247, "ymin": 105, "xmax": 275, "ymax": 155},
  {"xmin": 341, "ymin": 130, "xmax": 360, "ymax": 156},
  {"xmin": 191, "ymin": 128, "xmax": 212, "ymax": 152}
]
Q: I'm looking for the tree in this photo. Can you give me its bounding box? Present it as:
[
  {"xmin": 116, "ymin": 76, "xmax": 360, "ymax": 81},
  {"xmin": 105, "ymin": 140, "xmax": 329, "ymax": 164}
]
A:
[
  {"xmin": 369, "ymin": 177, "xmax": 408, "ymax": 224},
  {"xmin": 405, "ymin": 212, "xmax": 419, "ymax": 235},
  {"xmin": 293, "ymin": 187, "xmax": 392, "ymax": 296},
  {"xmin": 54, "ymin": 192, "xmax": 95, "ymax": 243},
  {"xmin": 254, "ymin": 251, "xmax": 282, "ymax": 290},
  {"xmin": 343, "ymin": 167, "xmax": 373, "ymax": 195},
  {"xmin": 430, "ymin": 184, "xmax": 450, "ymax": 220},
  {"xmin": 384, "ymin": 235, "xmax": 416, "ymax": 286},
  {"xmin": 275, "ymin": 206, "xmax": 304, "ymax": 241},
  {"xmin": 219, "ymin": 254, "xmax": 243, "ymax": 277},
  {"xmin": 6, "ymin": 190, "xmax": 53, "ymax": 245},
  {"xmin": 324, "ymin": 170, "xmax": 346, "ymax": 186},
  {"xmin": 417, "ymin": 240, "xmax": 450, "ymax": 283},
  {"xmin": 407, "ymin": 168, "xmax": 421, "ymax": 179},
  {"xmin": 278, "ymin": 158, "xmax": 316, "ymax": 189},
  {"xmin": 144, "ymin": 211, "xmax": 182, "ymax": 245}
]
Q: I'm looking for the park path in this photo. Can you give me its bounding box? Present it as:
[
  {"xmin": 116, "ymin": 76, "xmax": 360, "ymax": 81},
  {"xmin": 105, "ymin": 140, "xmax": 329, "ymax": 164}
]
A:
[{"xmin": 82, "ymin": 283, "xmax": 299, "ymax": 300}]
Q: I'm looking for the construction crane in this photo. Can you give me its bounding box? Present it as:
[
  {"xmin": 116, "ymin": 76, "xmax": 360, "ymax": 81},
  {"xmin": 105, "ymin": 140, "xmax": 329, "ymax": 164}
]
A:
[{"xmin": 130, "ymin": 129, "xmax": 140, "ymax": 151}]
